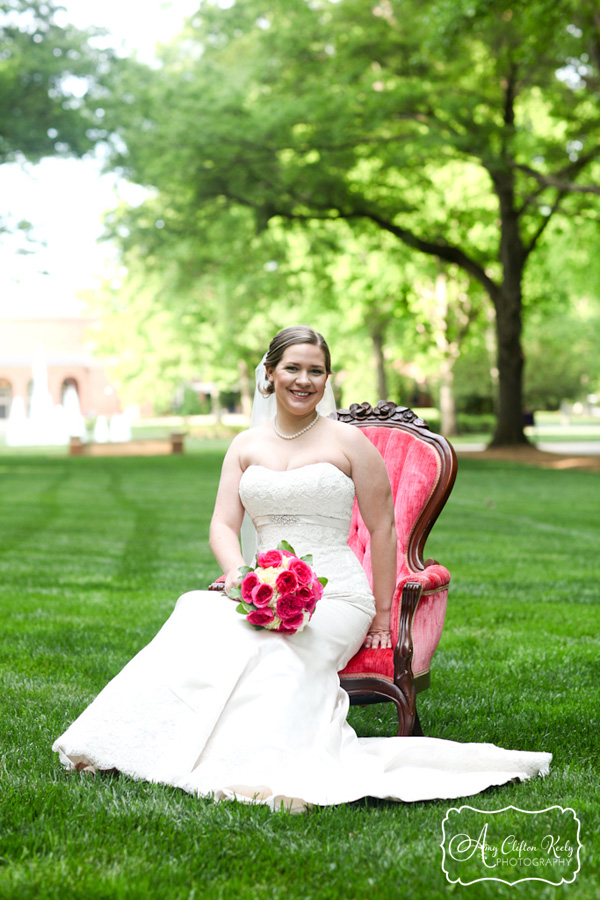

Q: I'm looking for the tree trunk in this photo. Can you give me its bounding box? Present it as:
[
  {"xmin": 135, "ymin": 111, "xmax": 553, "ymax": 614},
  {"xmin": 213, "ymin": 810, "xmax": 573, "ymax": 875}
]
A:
[
  {"xmin": 434, "ymin": 272, "xmax": 458, "ymax": 437},
  {"xmin": 439, "ymin": 361, "xmax": 457, "ymax": 437},
  {"xmin": 370, "ymin": 322, "xmax": 388, "ymax": 401},
  {"xmin": 490, "ymin": 286, "xmax": 528, "ymax": 445},
  {"xmin": 488, "ymin": 159, "xmax": 529, "ymax": 447},
  {"xmin": 485, "ymin": 307, "xmax": 499, "ymax": 413},
  {"xmin": 238, "ymin": 358, "xmax": 252, "ymax": 419},
  {"xmin": 211, "ymin": 386, "xmax": 221, "ymax": 424}
]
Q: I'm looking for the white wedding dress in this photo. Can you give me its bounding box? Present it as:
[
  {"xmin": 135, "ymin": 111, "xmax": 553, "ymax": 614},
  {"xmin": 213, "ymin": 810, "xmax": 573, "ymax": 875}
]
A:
[{"xmin": 53, "ymin": 462, "xmax": 551, "ymax": 809}]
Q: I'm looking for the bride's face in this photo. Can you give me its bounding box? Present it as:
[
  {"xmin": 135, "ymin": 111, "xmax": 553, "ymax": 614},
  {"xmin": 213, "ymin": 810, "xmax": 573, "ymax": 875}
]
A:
[{"xmin": 267, "ymin": 344, "xmax": 329, "ymax": 415}]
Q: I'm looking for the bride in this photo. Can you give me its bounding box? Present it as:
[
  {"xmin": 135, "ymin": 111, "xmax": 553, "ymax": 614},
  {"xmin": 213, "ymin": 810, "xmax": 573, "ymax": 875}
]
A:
[{"xmin": 53, "ymin": 325, "xmax": 551, "ymax": 810}]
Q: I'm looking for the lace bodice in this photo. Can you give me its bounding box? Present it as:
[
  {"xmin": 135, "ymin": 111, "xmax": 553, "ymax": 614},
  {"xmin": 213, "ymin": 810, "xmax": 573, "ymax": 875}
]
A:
[{"xmin": 239, "ymin": 462, "xmax": 375, "ymax": 613}]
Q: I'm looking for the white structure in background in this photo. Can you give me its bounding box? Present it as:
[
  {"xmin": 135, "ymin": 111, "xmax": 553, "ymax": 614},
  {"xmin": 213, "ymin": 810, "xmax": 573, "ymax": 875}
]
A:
[
  {"xmin": 3, "ymin": 349, "xmax": 142, "ymax": 447},
  {"xmin": 6, "ymin": 348, "xmax": 88, "ymax": 447},
  {"xmin": 94, "ymin": 414, "xmax": 110, "ymax": 443},
  {"xmin": 62, "ymin": 383, "xmax": 87, "ymax": 441},
  {"xmin": 6, "ymin": 396, "xmax": 28, "ymax": 446},
  {"xmin": 28, "ymin": 347, "xmax": 57, "ymax": 443},
  {"xmin": 109, "ymin": 411, "xmax": 133, "ymax": 443}
]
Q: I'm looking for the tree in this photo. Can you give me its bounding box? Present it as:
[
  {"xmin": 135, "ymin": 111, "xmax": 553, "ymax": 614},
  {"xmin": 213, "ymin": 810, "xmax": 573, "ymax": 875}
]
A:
[
  {"xmin": 411, "ymin": 268, "xmax": 486, "ymax": 435},
  {"xmin": 97, "ymin": 198, "xmax": 350, "ymax": 411},
  {"xmin": 0, "ymin": 0, "xmax": 113, "ymax": 229},
  {"xmin": 103, "ymin": 0, "xmax": 600, "ymax": 445}
]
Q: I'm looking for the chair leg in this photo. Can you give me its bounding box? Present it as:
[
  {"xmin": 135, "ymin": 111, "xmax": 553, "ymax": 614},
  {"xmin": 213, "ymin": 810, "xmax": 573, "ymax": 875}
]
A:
[
  {"xmin": 412, "ymin": 706, "xmax": 423, "ymax": 736},
  {"xmin": 393, "ymin": 702, "xmax": 422, "ymax": 737},
  {"xmin": 390, "ymin": 691, "xmax": 414, "ymax": 736},
  {"xmin": 394, "ymin": 702, "xmax": 407, "ymax": 736}
]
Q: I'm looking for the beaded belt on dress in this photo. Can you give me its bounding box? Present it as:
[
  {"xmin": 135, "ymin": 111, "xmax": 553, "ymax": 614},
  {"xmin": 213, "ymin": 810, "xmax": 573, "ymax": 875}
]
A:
[{"xmin": 253, "ymin": 514, "xmax": 349, "ymax": 533}]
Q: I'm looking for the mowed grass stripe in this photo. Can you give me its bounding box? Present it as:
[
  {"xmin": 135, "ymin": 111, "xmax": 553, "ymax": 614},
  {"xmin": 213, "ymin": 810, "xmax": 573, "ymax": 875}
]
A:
[{"xmin": 0, "ymin": 450, "xmax": 598, "ymax": 900}]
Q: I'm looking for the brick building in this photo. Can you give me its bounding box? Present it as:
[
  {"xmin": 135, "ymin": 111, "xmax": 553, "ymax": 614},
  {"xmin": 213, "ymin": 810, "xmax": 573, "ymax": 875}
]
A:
[{"xmin": 0, "ymin": 296, "xmax": 121, "ymax": 424}]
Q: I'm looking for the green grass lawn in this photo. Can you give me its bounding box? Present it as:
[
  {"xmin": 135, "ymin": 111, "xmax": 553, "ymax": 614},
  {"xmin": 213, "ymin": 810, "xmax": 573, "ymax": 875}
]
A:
[{"xmin": 0, "ymin": 450, "xmax": 598, "ymax": 899}]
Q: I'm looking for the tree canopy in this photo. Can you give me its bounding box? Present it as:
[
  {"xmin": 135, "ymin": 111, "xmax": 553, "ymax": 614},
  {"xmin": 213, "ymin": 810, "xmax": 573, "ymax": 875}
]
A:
[
  {"xmin": 98, "ymin": 0, "xmax": 600, "ymax": 442},
  {"xmin": 1, "ymin": 1, "xmax": 117, "ymax": 162}
]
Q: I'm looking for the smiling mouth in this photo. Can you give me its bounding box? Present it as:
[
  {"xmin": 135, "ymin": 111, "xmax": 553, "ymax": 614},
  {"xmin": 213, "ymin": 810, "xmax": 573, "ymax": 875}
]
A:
[{"xmin": 289, "ymin": 390, "xmax": 312, "ymax": 397}]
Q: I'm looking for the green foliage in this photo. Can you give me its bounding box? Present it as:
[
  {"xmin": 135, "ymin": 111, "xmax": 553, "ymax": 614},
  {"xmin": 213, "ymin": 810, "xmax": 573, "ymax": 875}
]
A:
[
  {"xmin": 93, "ymin": 0, "xmax": 600, "ymax": 443},
  {"xmin": 0, "ymin": 451, "xmax": 598, "ymax": 897},
  {"xmin": 424, "ymin": 409, "xmax": 497, "ymax": 435},
  {"xmin": 523, "ymin": 300, "xmax": 600, "ymax": 409},
  {"xmin": 522, "ymin": 216, "xmax": 600, "ymax": 407},
  {"xmin": 0, "ymin": 0, "xmax": 112, "ymax": 165},
  {"xmin": 176, "ymin": 385, "xmax": 209, "ymax": 416}
]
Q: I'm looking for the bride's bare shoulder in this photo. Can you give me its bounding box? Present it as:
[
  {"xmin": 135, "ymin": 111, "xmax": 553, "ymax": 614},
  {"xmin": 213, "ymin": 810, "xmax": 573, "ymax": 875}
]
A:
[
  {"xmin": 226, "ymin": 425, "xmax": 271, "ymax": 464},
  {"xmin": 322, "ymin": 416, "xmax": 370, "ymax": 447},
  {"xmin": 323, "ymin": 416, "xmax": 383, "ymax": 472}
]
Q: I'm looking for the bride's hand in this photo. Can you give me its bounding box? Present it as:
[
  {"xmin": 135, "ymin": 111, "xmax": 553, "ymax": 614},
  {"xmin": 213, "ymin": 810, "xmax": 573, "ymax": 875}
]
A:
[
  {"xmin": 363, "ymin": 612, "xmax": 392, "ymax": 649},
  {"xmin": 224, "ymin": 569, "xmax": 242, "ymax": 598}
]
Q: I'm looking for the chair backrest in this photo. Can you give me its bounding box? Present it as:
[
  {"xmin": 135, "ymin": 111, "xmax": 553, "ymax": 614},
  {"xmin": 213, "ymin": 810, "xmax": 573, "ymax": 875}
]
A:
[{"xmin": 338, "ymin": 401, "xmax": 457, "ymax": 584}]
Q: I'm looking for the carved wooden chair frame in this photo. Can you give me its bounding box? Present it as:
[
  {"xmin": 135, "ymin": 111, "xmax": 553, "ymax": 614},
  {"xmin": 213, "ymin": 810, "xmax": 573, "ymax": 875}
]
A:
[{"xmin": 337, "ymin": 401, "xmax": 457, "ymax": 736}]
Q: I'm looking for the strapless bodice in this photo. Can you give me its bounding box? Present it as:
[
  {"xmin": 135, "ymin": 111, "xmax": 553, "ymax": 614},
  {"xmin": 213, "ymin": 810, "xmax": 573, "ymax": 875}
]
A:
[{"xmin": 239, "ymin": 462, "xmax": 374, "ymax": 612}]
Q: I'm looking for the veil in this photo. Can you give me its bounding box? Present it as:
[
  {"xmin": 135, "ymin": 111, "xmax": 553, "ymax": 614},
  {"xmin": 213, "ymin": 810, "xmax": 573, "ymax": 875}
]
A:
[{"xmin": 240, "ymin": 354, "xmax": 337, "ymax": 564}]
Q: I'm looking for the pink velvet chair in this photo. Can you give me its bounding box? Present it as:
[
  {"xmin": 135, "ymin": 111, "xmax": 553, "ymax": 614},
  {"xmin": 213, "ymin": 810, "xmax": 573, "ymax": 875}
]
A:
[{"xmin": 337, "ymin": 401, "xmax": 457, "ymax": 737}]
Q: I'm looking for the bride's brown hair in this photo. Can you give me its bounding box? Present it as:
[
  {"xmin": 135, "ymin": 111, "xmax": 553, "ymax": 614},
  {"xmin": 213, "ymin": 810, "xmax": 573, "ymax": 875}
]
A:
[{"xmin": 261, "ymin": 326, "xmax": 332, "ymax": 396}]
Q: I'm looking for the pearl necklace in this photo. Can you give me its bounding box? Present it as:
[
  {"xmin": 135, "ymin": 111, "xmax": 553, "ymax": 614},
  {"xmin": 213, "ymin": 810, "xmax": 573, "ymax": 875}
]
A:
[{"xmin": 273, "ymin": 412, "xmax": 320, "ymax": 440}]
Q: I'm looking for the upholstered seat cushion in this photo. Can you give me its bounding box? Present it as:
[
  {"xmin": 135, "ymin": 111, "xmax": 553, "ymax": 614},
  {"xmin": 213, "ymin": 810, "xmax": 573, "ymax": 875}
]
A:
[{"xmin": 340, "ymin": 645, "xmax": 395, "ymax": 681}]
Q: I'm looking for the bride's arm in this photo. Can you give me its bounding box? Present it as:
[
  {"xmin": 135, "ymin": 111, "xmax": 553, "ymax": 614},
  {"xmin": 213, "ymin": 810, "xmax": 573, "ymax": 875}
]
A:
[
  {"xmin": 345, "ymin": 427, "xmax": 397, "ymax": 649},
  {"xmin": 209, "ymin": 438, "xmax": 247, "ymax": 594}
]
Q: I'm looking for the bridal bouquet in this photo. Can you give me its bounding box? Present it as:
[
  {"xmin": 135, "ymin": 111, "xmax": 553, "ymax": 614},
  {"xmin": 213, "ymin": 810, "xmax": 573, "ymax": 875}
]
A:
[{"xmin": 229, "ymin": 541, "xmax": 327, "ymax": 634}]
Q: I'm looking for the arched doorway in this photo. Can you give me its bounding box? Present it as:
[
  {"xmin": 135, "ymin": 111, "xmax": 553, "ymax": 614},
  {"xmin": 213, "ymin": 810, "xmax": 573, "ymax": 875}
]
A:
[{"xmin": 61, "ymin": 377, "xmax": 79, "ymax": 404}]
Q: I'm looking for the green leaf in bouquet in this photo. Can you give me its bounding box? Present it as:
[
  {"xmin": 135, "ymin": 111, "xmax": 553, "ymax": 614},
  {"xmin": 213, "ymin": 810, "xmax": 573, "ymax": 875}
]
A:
[
  {"xmin": 277, "ymin": 540, "xmax": 296, "ymax": 554},
  {"xmin": 236, "ymin": 601, "xmax": 255, "ymax": 615},
  {"xmin": 301, "ymin": 554, "xmax": 313, "ymax": 565},
  {"xmin": 318, "ymin": 577, "xmax": 328, "ymax": 588},
  {"xmin": 238, "ymin": 566, "xmax": 254, "ymax": 575},
  {"xmin": 228, "ymin": 587, "xmax": 242, "ymax": 600}
]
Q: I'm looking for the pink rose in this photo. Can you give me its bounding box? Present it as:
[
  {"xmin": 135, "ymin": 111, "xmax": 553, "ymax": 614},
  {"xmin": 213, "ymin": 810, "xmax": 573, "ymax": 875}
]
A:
[
  {"xmin": 252, "ymin": 583, "xmax": 274, "ymax": 608},
  {"xmin": 288, "ymin": 558, "xmax": 313, "ymax": 585},
  {"xmin": 247, "ymin": 608, "xmax": 275, "ymax": 627},
  {"xmin": 276, "ymin": 593, "xmax": 304, "ymax": 620},
  {"xmin": 241, "ymin": 572, "xmax": 260, "ymax": 602},
  {"xmin": 277, "ymin": 611, "xmax": 305, "ymax": 632},
  {"xmin": 257, "ymin": 550, "xmax": 283, "ymax": 569},
  {"xmin": 295, "ymin": 585, "xmax": 315, "ymax": 606},
  {"xmin": 299, "ymin": 581, "xmax": 322, "ymax": 613},
  {"xmin": 303, "ymin": 596, "xmax": 317, "ymax": 614},
  {"xmin": 276, "ymin": 570, "xmax": 298, "ymax": 594}
]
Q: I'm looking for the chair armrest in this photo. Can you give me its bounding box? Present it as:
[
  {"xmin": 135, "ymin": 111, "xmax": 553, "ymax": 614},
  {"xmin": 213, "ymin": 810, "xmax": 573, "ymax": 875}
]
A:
[
  {"xmin": 391, "ymin": 564, "xmax": 450, "ymax": 676},
  {"xmin": 208, "ymin": 574, "xmax": 226, "ymax": 592},
  {"xmin": 395, "ymin": 563, "xmax": 450, "ymax": 595}
]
